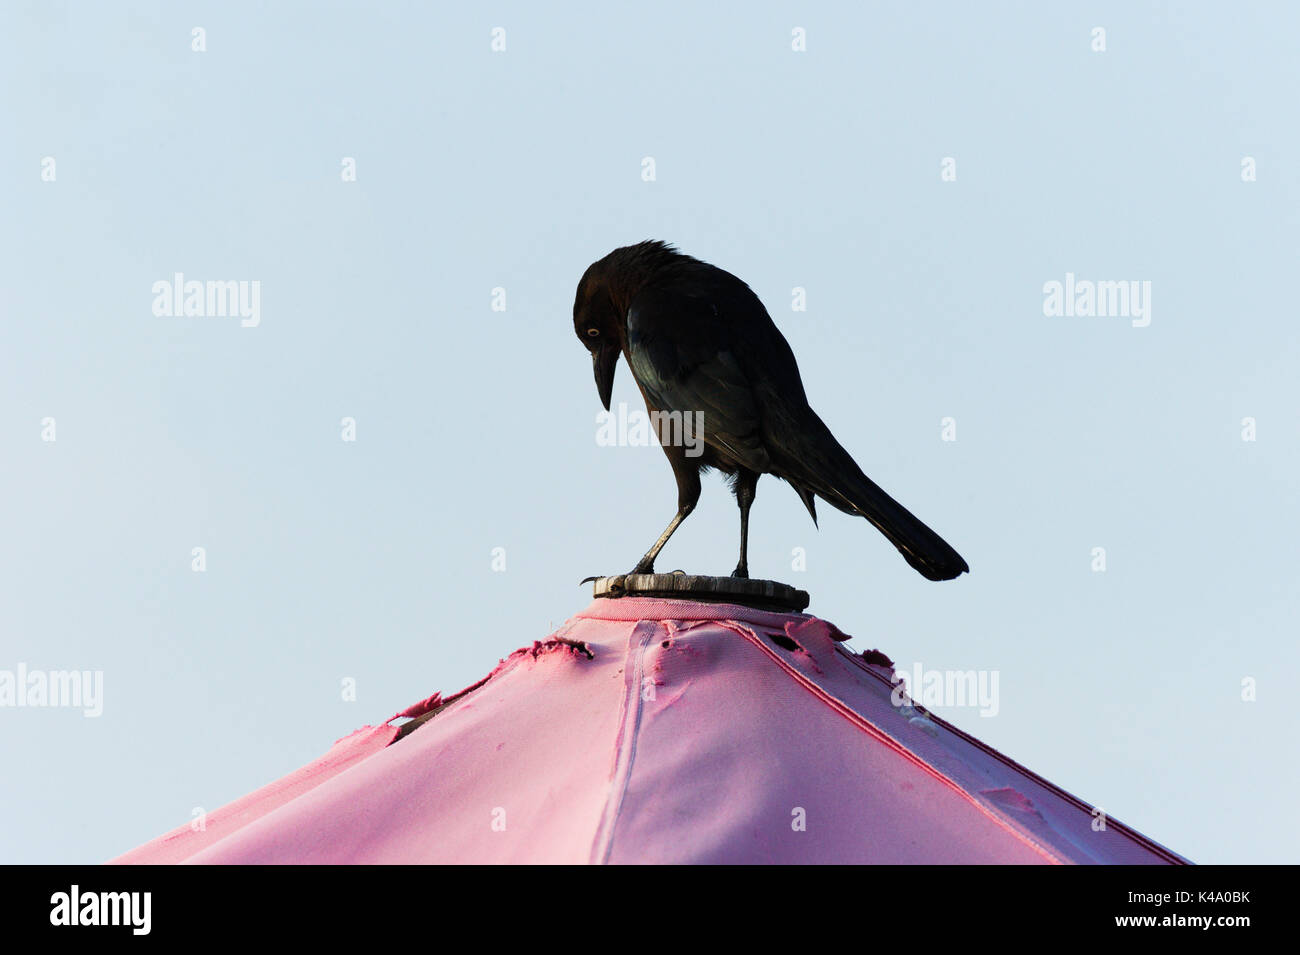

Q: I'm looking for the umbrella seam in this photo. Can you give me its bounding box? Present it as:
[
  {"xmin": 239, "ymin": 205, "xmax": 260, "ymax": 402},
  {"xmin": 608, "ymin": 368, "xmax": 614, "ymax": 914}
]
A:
[
  {"xmin": 716, "ymin": 620, "xmax": 1072, "ymax": 865},
  {"xmin": 589, "ymin": 619, "xmax": 658, "ymax": 864},
  {"xmin": 839, "ymin": 648, "xmax": 1192, "ymax": 865}
]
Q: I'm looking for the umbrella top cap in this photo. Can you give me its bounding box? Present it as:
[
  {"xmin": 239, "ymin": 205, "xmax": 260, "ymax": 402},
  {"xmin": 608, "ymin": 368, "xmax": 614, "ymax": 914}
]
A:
[{"xmin": 589, "ymin": 573, "xmax": 810, "ymax": 614}]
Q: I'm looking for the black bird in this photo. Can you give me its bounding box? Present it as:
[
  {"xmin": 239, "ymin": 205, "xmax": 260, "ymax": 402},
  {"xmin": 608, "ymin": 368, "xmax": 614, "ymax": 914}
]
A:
[{"xmin": 573, "ymin": 241, "xmax": 968, "ymax": 582}]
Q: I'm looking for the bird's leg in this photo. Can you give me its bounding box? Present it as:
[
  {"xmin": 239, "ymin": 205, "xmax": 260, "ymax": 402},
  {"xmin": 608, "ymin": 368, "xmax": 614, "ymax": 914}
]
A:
[
  {"xmin": 630, "ymin": 445, "xmax": 702, "ymax": 575},
  {"xmin": 629, "ymin": 502, "xmax": 694, "ymax": 575},
  {"xmin": 731, "ymin": 469, "xmax": 758, "ymax": 578}
]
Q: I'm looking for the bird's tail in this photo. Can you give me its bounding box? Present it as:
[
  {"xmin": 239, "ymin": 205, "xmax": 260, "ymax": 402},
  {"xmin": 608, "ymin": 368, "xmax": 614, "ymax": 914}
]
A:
[{"xmin": 780, "ymin": 416, "xmax": 969, "ymax": 581}]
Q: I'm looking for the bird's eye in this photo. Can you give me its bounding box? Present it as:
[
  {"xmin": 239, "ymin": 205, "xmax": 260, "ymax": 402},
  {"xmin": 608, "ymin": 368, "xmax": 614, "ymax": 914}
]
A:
[{"xmin": 586, "ymin": 328, "xmax": 600, "ymax": 338}]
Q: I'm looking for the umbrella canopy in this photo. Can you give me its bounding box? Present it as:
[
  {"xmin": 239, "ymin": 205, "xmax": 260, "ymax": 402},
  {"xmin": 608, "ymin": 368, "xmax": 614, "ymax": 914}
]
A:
[{"xmin": 112, "ymin": 597, "xmax": 1187, "ymax": 864}]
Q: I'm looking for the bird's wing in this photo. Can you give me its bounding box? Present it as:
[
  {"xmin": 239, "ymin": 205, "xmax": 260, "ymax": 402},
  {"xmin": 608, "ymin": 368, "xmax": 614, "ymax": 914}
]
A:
[{"xmin": 625, "ymin": 286, "xmax": 770, "ymax": 472}]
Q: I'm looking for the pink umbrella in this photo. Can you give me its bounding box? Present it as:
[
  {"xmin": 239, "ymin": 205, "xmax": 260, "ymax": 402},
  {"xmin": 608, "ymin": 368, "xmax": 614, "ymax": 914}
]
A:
[{"xmin": 111, "ymin": 597, "xmax": 1187, "ymax": 864}]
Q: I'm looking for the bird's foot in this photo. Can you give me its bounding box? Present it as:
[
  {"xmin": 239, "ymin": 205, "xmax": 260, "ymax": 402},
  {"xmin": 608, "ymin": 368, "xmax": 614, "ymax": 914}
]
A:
[
  {"xmin": 628, "ymin": 559, "xmax": 655, "ymax": 576},
  {"xmin": 731, "ymin": 564, "xmax": 749, "ymax": 579}
]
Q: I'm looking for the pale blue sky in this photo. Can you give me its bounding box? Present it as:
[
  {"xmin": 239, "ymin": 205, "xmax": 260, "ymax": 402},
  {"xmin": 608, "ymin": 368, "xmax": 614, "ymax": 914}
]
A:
[{"xmin": 2, "ymin": 2, "xmax": 1297, "ymax": 864}]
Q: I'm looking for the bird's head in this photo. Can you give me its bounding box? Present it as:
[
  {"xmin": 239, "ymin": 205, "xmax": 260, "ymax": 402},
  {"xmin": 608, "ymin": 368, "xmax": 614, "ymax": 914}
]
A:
[{"xmin": 573, "ymin": 266, "xmax": 624, "ymax": 411}]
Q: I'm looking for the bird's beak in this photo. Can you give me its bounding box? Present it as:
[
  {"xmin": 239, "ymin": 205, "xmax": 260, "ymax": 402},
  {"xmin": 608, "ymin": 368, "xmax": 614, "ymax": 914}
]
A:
[{"xmin": 593, "ymin": 343, "xmax": 618, "ymax": 411}]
